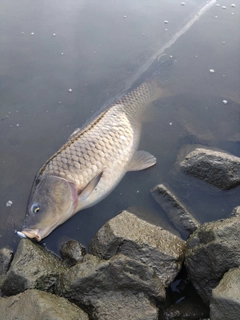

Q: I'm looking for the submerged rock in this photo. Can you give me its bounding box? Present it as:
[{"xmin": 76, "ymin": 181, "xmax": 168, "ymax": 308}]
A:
[
  {"xmin": 89, "ymin": 210, "xmax": 185, "ymax": 287},
  {"xmin": 185, "ymin": 216, "xmax": 240, "ymax": 304},
  {"xmin": 56, "ymin": 253, "xmax": 165, "ymax": 308},
  {"xmin": 1, "ymin": 239, "xmax": 66, "ymax": 296},
  {"xmin": 0, "ymin": 289, "xmax": 89, "ymax": 320},
  {"xmin": 151, "ymin": 184, "xmax": 200, "ymax": 235},
  {"xmin": 0, "ymin": 248, "xmax": 13, "ymax": 288},
  {"xmin": 60, "ymin": 240, "xmax": 86, "ymax": 267},
  {"xmin": 180, "ymin": 147, "xmax": 240, "ymax": 189},
  {"xmin": 90, "ymin": 290, "xmax": 159, "ymax": 320},
  {"xmin": 210, "ymin": 267, "xmax": 240, "ymax": 320}
]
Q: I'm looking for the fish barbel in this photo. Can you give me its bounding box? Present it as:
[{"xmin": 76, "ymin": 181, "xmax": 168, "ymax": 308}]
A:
[{"xmin": 19, "ymin": 64, "xmax": 170, "ymax": 241}]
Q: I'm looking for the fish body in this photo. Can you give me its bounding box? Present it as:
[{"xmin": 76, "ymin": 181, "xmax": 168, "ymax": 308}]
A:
[{"xmin": 20, "ymin": 78, "xmax": 166, "ymax": 241}]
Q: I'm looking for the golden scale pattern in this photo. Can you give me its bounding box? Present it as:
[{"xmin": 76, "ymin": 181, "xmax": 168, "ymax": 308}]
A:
[{"xmin": 36, "ymin": 81, "xmax": 155, "ymax": 190}]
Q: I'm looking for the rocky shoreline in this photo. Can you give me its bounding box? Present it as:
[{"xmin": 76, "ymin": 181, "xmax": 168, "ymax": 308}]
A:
[{"xmin": 1, "ymin": 145, "xmax": 240, "ymax": 319}]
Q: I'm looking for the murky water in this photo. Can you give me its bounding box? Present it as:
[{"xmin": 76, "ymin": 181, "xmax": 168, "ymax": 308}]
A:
[{"xmin": 0, "ymin": 0, "xmax": 239, "ymax": 254}]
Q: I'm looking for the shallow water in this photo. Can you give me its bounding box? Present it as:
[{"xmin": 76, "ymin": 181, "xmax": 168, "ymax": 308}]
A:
[{"xmin": 0, "ymin": 0, "xmax": 239, "ymax": 254}]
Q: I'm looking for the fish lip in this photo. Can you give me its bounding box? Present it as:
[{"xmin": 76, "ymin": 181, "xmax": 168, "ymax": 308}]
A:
[{"xmin": 20, "ymin": 230, "xmax": 42, "ymax": 242}]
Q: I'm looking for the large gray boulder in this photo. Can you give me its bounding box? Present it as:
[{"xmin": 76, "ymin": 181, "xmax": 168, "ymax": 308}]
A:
[
  {"xmin": 56, "ymin": 253, "xmax": 165, "ymax": 309},
  {"xmin": 151, "ymin": 184, "xmax": 200, "ymax": 235},
  {"xmin": 0, "ymin": 289, "xmax": 89, "ymax": 320},
  {"xmin": 185, "ymin": 216, "xmax": 240, "ymax": 304},
  {"xmin": 89, "ymin": 210, "xmax": 185, "ymax": 287},
  {"xmin": 90, "ymin": 291, "xmax": 159, "ymax": 320},
  {"xmin": 1, "ymin": 239, "xmax": 66, "ymax": 296},
  {"xmin": 210, "ymin": 267, "xmax": 240, "ymax": 320},
  {"xmin": 180, "ymin": 147, "xmax": 240, "ymax": 189}
]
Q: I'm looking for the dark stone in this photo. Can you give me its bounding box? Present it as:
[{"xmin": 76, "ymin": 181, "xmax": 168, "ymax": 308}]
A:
[
  {"xmin": 0, "ymin": 248, "xmax": 13, "ymax": 288},
  {"xmin": 90, "ymin": 291, "xmax": 159, "ymax": 320},
  {"xmin": 210, "ymin": 267, "xmax": 240, "ymax": 320},
  {"xmin": 88, "ymin": 210, "xmax": 185, "ymax": 287},
  {"xmin": 180, "ymin": 147, "xmax": 240, "ymax": 189},
  {"xmin": 1, "ymin": 239, "xmax": 66, "ymax": 296},
  {"xmin": 0, "ymin": 289, "xmax": 89, "ymax": 320},
  {"xmin": 60, "ymin": 240, "xmax": 86, "ymax": 267},
  {"xmin": 151, "ymin": 184, "xmax": 200, "ymax": 235},
  {"xmin": 56, "ymin": 253, "xmax": 166, "ymax": 309},
  {"xmin": 185, "ymin": 217, "xmax": 240, "ymax": 304}
]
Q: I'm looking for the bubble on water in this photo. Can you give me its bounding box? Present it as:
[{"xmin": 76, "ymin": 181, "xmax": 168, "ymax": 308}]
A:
[
  {"xmin": 222, "ymin": 6, "xmax": 226, "ymax": 9},
  {"xmin": 93, "ymin": 51, "xmax": 96, "ymax": 54},
  {"xmin": 68, "ymin": 89, "xmax": 73, "ymax": 92},
  {"xmin": 222, "ymin": 41, "xmax": 226, "ymax": 44},
  {"xmin": 231, "ymin": 4, "xmax": 235, "ymax": 7},
  {"xmin": 31, "ymin": 32, "xmax": 34, "ymax": 35},
  {"xmin": 16, "ymin": 124, "xmax": 19, "ymax": 126},
  {"xmin": 165, "ymin": 29, "xmax": 168, "ymax": 31},
  {"xmin": 231, "ymin": 12, "xmax": 234, "ymax": 15},
  {"xmin": 61, "ymin": 52, "xmax": 64, "ymax": 55},
  {"xmin": 215, "ymin": 16, "xmax": 218, "ymax": 18},
  {"xmin": 21, "ymin": 32, "xmax": 24, "ymax": 34},
  {"xmin": 216, "ymin": 4, "xmax": 220, "ymax": 6},
  {"xmin": 6, "ymin": 201, "xmax": 13, "ymax": 207},
  {"xmin": 52, "ymin": 33, "xmax": 56, "ymax": 37},
  {"xmin": 181, "ymin": 2, "xmax": 185, "ymax": 6},
  {"xmin": 209, "ymin": 69, "xmax": 215, "ymax": 73},
  {"xmin": 123, "ymin": 15, "xmax": 127, "ymax": 18},
  {"xmin": 169, "ymin": 122, "xmax": 173, "ymax": 125},
  {"xmin": 164, "ymin": 20, "xmax": 168, "ymax": 24},
  {"xmin": 223, "ymin": 100, "xmax": 228, "ymax": 104},
  {"xmin": 58, "ymin": 101, "xmax": 62, "ymax": 104}
]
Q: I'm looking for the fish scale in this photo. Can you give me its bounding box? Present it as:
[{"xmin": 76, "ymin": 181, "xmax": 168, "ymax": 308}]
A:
[{"xmin": 36, "ymin": 81, "xmax": 158, "ymax": 190}]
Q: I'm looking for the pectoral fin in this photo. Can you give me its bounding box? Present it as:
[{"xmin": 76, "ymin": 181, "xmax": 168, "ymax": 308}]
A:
[
  {"xmin": 127, "ymin": 150, "xmax": 157, "ymax": 171},
  {"xmin": 78, "ymin": 171, "xmax": 103, "ymax": 201}
]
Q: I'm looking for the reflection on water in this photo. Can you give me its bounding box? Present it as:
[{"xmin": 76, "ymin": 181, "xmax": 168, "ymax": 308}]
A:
[{"xmin": 0, "ymin": 0, "xmax": 239, "ymax": 254}]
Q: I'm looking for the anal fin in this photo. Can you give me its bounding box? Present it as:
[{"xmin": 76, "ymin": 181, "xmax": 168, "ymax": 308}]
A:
[{"xmin": 127, "ymin": 150, "xmax": 156, "ymax": 172}]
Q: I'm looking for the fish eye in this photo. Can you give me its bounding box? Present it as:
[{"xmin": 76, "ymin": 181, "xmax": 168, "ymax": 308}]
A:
[{"xmin": 31, "ymin": 203, "xmax": 41, "ymax": 214}]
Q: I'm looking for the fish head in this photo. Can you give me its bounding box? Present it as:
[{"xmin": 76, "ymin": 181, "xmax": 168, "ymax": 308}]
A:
[{"xmin": 20, "ymin": 175, "xmax": 78, "ymax": 241}]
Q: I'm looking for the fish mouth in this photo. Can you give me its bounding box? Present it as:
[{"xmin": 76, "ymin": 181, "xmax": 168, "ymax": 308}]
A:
[{"xmin": 19, "ymin": 229, "xmax": 42, "ymax": 242}]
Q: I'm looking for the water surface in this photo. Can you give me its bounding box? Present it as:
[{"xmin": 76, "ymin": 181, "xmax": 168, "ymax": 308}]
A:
[{"xmin": 0, "ymin": 0, "xmax": 239, "ymax": 254}]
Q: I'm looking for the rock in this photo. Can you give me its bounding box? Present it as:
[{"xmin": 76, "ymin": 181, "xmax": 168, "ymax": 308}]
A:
[
  {"xmin": 151, "ymin": 184, "xmax": 200, "ymax": 235},
  {"xmin": 185, "ymin": 216, "xmax": 240, "ymax": 304},
  {"xmin": 180, "ymin": 147, "xmax": 240, "ymax": 189},
  {"xmin": 0, "ymin": 248, "xmax": 13, "ymax": 288},
  {"xmin": 231, "ymin": 206, "xmax": 240, "ymax": 217},
  {"xmin": 1, "ymin": 239, "xmax": 66, "ymax": 296},
  {"xmin": 56, "ymin": 253, "xmax": 165, "ymax": 309},
  {"xmin": 159, "ymin": 296, "xmax": 209, "ymax": 319},
  {"xmin": 60, "ymin": 240, "xmax": 86, "ymax": 267},
  {"xmin": 88, "ymin": 210, "xmax": 185, "ymax": 287},
  {"xmin": 0, "ymin": 289, "xmax": 89, "ymax": 320},
  {"xmin": 91, "ymin": 291, "xmax": 158, "ymax": 320},
  {"xmin": 210, "ymin": 267, "xmax": 240, "ymax": 320}
]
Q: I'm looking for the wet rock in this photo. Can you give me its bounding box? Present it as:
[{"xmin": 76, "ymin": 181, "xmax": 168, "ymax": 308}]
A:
[
  {"xmin": 185, "ymin": 216, "xmax": 240, "ymax": 304},
  {"xmin": 89, "ymin": 210, "xmax": 185, "ymax": 287},
  {"xmin": 231, "ymin": 206, "xmax": 240, "ymax": 217},
  {"xmin": 0, "ymin": 289, "xmax": 89, "ymax": 320},
  {"xmin": 56, "ymin": 253, "xmax": 165, "ymax": 309},
  {"xmin": 151, "ymin": 184, "xmax": 200, "ymax": 235},
  {"xmin": 159, "ymin": 296, "xmax": 209, "ymax": 319},
  {"xmin": 180, "ymin": 147, "xmax": 240, "ymax": 189},
  {"xmin": 0, "ymin": 248, "xmax": 13, "ymax": 288},
  {"xmin": 91, "ymin": 291, "xmax": 158, "ymax": 320},
  {"xmin": 1, "ymin": 239, "xmax": 66, "ymax": 296},
  {"xmin": 60, "ymin": 240, "xmax": 86, "ymax": 267},
  {"xmin": 210, "ymin": 267, "xmax": 240, "ymax": 320}
]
